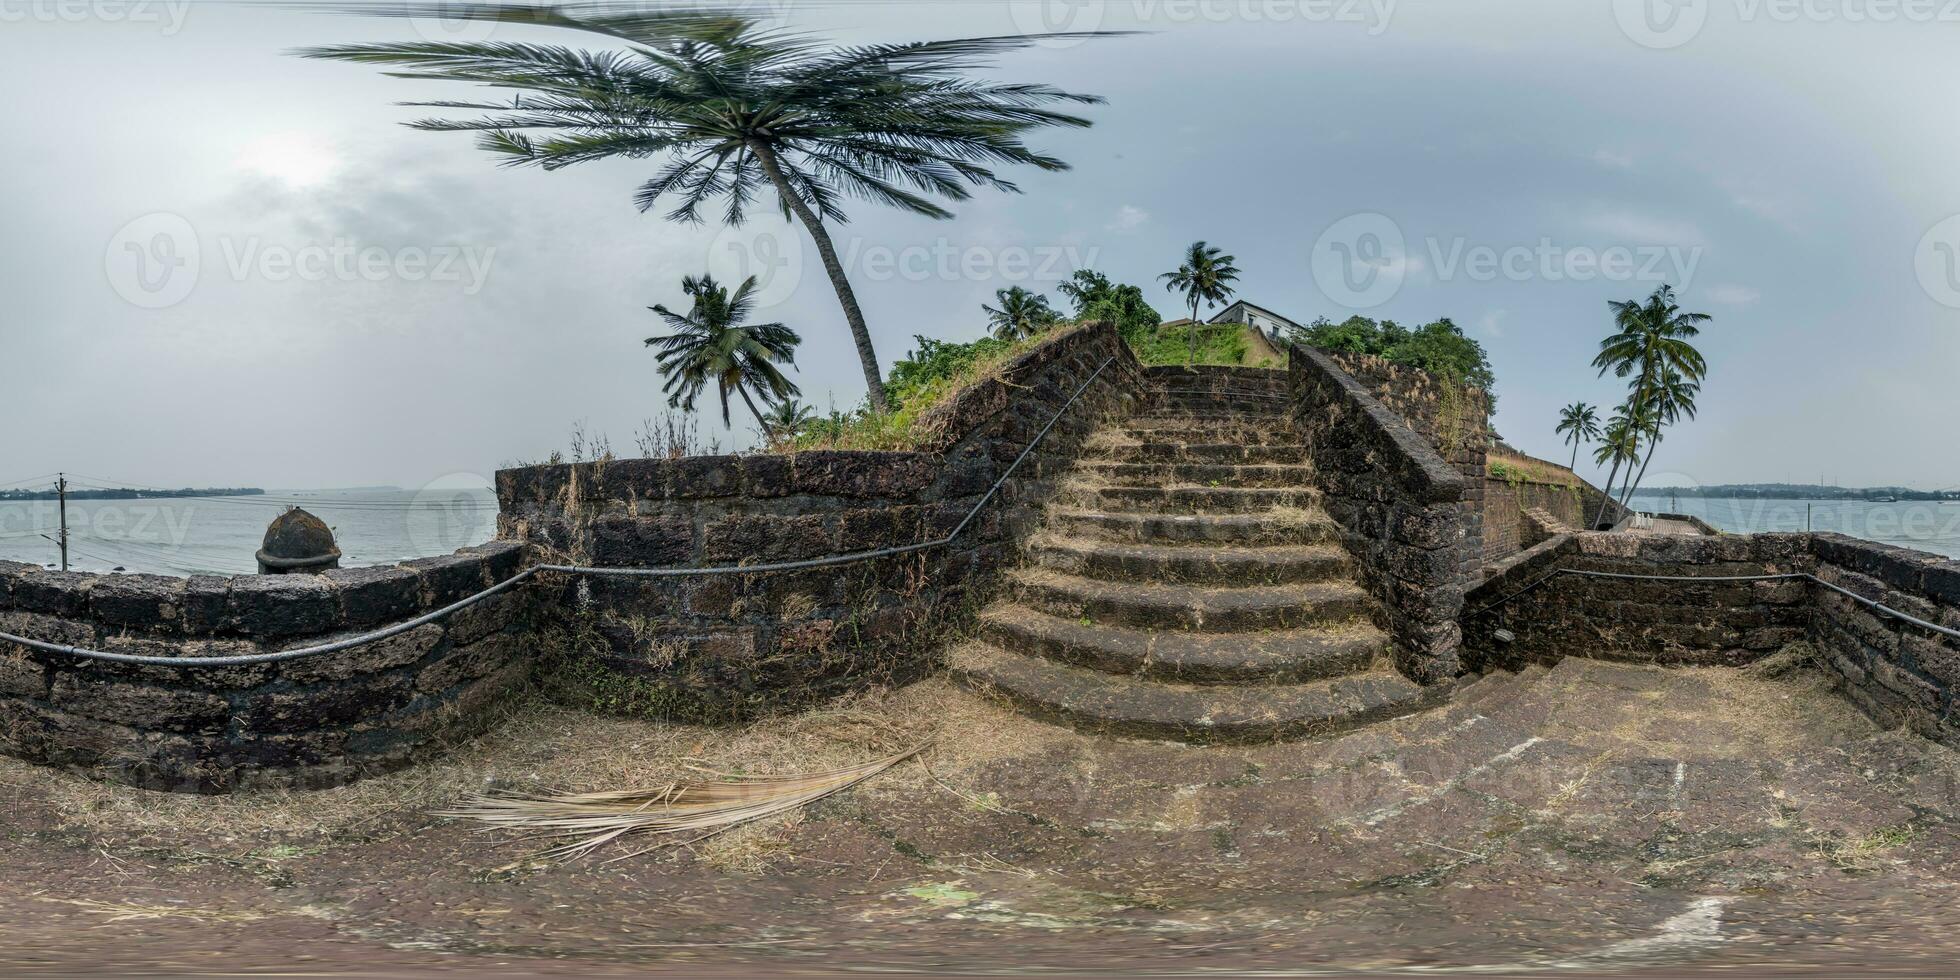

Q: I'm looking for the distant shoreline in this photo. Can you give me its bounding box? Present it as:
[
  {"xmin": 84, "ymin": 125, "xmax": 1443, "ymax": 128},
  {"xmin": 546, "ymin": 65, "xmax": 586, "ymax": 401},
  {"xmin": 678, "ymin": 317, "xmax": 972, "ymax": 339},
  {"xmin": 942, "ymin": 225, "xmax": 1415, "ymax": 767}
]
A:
[
  {"xmin": 1632, "ymin": 485, "xmax": 1960, "ymax": 502},
  {"xmin": 0, "ymin": 488, "xmax": 266, "ymax": 502}
]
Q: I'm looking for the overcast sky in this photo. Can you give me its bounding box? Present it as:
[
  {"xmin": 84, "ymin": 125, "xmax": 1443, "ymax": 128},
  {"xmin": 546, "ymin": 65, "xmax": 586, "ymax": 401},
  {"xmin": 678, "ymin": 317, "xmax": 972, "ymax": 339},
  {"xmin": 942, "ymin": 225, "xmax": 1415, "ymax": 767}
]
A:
[{"xmin": 5, "ymin": 0, "xmax": 1959, "ymax": 494}]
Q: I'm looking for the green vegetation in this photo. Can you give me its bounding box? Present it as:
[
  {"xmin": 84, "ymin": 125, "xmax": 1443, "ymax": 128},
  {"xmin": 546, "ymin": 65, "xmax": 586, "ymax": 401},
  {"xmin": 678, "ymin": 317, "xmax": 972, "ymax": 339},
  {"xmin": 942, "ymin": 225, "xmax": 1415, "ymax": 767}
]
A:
[
  {"xmin": 1056, "ymin": 270, "xmax": 1161, "ymax": 345},
  {"xmin": 794, "ymin": 333, "xmax": 1050, "ymax": 451},
  {"xmin": 983, "ymin": 286, "xmax": 1061, "ymax": 341},
  {"xmin": 1128, "ymin": 322, "xmax": 1250, "ymax": 367},
  {"xmin": 1288, "ymin": 315, "xmax": 1496, "ymax": 401},
  {"xmin": 1159, "ymin": 242, "xmax": 1241, "ymax": 365},
  {"xmin": 644, "ymin": 274, "xmax": 801, "ymax": 429},
  {"xmin": 303, "ymin": 5, "xmax": 1114, "ymax": 413}
]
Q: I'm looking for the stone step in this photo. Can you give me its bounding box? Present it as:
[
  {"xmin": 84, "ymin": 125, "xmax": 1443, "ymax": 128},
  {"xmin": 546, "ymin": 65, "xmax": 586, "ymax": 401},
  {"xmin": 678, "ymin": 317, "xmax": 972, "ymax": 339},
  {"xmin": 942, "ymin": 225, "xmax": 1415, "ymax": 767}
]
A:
[
  {"xmin": 1137, "ymin": 407, "xmax": 1290, "ymax": 424},
  {"xmin": 1158, "ymin": 394, "xmax": 1292, "ymax": 415},
  {"xmin": 1025, "ymin": 533, "xmax": 1352, "ymax": 586},
  {"xmin": 1045, "ymin": 508, "xmax": 1342, "ymax": 546},
  {"xmin": 1008, "ymin": 568, "xmax": 1372, "ymax": 631},
  {"xmin": 1057, "ymin": 485, "xmax": 1321, "ymax": 514},
  {"xmin": 1112, "ymin": 423, "xmax": 1304, "ymax": 447},
  {"xmin": 1087, "ymin": 442, "xmax": 1306, "ymax": 465},
  {"xmin": 977, "ymin": 604, "xmax": 1386, "ymax": 684},
  {"xmin": 1072, "ymin": 460, "xmax": 1316, "ymax": 489},
  {"xmin": 950, "ymin": 642, "xmax": 1433, "ymax": 744}
]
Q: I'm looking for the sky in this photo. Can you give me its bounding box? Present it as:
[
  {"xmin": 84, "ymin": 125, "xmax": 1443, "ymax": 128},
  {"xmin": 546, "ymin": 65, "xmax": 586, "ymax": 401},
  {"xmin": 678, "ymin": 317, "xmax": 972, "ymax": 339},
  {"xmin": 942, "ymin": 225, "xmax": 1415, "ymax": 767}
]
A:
[{"xmin": 4, "ymin": 0, "xmax": 1959, "ymax": 496}]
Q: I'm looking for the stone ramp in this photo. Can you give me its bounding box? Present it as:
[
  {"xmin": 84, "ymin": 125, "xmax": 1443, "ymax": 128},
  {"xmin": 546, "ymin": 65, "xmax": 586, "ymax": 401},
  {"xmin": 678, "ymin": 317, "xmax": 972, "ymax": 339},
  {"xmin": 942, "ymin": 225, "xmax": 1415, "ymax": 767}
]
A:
[{"xmin": 952, "ymin": 366, "xmax": 1436, "ymax": 742}]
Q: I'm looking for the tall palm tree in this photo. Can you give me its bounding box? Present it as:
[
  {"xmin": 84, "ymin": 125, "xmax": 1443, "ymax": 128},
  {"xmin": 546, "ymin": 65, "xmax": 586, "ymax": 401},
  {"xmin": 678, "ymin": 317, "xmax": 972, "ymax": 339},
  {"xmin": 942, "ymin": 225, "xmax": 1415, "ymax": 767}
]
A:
[
  {"xmin": 1618, "ymin": 367, "xmax": 1700, "ymax": 507},
  {"xmin": 1555, "ymin": 402, "xmax": 1601, "ymax": 472},
  {"xmin": 1159, "ymin": 242, "xmax": 1240, "ymax": 366},
  {"xmin": 1588, "ymin": 284, "xmax": 1709, "ymax": 527},
  {"xmin": 982, "ymin": 286, "xmax": 1058, "ymax": 341},
  {"xmin": 300, "ymin": 4, "xmax": 1119, "ymax": 414},
  {"xmin": 645, "ymin": 274, "xmax": 801, "ymax": 429}
]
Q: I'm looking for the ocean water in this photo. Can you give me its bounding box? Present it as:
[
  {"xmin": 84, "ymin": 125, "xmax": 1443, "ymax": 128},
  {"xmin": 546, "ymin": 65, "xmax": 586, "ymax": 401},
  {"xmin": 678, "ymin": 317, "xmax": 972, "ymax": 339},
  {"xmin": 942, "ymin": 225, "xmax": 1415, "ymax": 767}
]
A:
[
  {"xmin": 0, "ymin": 488, "xmax": 499, "ymax": 577},
  {"xmin": 1632, "ymin": 495, "xmax": 1960, "ymax": 560}
]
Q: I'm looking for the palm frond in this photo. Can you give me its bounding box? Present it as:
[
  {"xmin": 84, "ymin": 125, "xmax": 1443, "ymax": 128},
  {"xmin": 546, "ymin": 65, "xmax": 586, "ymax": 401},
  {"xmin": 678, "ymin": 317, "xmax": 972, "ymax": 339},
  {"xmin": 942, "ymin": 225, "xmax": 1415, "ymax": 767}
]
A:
[{"xmin": 439, "ymin": 746, "xmax": 923, "ymax": 861}]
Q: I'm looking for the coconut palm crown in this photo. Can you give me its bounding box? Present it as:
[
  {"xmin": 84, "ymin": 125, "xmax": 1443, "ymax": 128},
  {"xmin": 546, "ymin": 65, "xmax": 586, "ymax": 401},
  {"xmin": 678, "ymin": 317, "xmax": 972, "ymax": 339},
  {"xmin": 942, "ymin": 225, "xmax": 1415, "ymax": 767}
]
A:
[
  {"xmin": 983, "ymin": 286, "xmax": 1058, "ymax": 341},
  {"xmin": 1159, "ymin": 242, "xmax": 1240, "ymax": 365},
  {"xmin": 645, "ymin": 273, "xmax": 801, "ymax": 428},
  {"xmin": 297, "ymin": 3, "xmax": 1120, "ymax": 413},
  {"xmin": 1555, "ymin": 402, "xmax": 1601, "ymax": 472}
]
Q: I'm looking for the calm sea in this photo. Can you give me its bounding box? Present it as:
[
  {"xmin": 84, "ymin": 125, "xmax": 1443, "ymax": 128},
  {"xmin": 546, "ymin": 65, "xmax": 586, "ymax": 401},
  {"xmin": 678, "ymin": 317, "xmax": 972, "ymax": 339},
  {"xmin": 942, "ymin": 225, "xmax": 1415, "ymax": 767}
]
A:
[
  {"xmin": 5, "ymin": 490, "xmax": 1954, "ymax": 577},
  {"xmin": 1632, "ymin": 495, "xmax": 1960, "ymax": 560},
  {"xmin": 0, "ymin": 488, "xmax": 499, "ymax": 577}
]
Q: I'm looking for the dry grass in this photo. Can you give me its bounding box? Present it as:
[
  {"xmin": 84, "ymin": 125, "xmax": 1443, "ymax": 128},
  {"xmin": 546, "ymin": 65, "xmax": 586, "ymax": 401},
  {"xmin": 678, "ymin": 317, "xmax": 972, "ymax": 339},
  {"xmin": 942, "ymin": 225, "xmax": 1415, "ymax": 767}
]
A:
[
  {"xmin": 1487, "ymin": 450, "xmax": 1580, "ymax": 488},
  {"xmin": 0, "ymin": 679, "xmax": 1060, "ymax": 864}
]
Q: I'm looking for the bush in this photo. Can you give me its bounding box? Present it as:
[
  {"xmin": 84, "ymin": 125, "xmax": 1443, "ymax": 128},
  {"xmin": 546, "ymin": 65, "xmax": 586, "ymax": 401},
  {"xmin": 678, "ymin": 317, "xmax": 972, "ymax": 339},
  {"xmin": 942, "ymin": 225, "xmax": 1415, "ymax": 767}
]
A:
[
  {"xmin": 790, "ymin": 332, "xmax": 1047, "ymax": 451},
  {"xmin": 1289, "ymin": 314, "xmax": 1496, "ymax": 404}
]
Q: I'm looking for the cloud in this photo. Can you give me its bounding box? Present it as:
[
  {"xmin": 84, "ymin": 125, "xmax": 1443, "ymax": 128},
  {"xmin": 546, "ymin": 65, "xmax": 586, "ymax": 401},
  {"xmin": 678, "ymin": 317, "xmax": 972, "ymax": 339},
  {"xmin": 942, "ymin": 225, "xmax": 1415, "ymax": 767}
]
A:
[
  {"xmin": 1706, "ymin": 283, "xmax": 1760, "ymax": 305},
  {"xmin": 1477, "ymin": 309, "xmax": 1506, "ymax": 337},
  {"xmin": 1592, "ymin": 148, "xmax": 1635, "ymax": 170},
  {"xmin": 1106, "ymin": 204, "xmax": 1149, "ymax": 232},
  {"xmin": 1581, "ymin": 208, "xmax": 1705, "ymax": 246}
]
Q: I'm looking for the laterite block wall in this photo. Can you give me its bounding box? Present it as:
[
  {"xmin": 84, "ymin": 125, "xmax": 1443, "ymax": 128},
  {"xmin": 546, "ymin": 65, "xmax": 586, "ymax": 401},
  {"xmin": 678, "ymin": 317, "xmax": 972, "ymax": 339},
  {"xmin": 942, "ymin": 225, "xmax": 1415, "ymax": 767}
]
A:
[
  {"xmin": 0, "ymin": 542, "xmax": 532, "ymax": 792},
  {"xmin": 496, "ymin": 321, "xmax": 1147, "ymax": 722}
]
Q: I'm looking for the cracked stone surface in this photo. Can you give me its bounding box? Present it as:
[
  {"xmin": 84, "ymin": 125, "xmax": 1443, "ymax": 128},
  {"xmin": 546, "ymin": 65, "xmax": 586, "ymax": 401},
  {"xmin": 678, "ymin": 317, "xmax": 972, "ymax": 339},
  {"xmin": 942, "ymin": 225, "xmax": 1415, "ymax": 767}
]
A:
[{"xmin": 2, "ymin": 657, "xmax": 1958, "ymax": 975}]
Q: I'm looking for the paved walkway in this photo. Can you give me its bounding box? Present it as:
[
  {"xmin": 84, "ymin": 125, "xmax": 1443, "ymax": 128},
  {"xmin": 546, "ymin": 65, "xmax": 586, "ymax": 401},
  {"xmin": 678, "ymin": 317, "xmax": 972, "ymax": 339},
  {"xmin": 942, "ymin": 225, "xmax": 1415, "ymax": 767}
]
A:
[{"xmin": 3, "ymin": 656, "xmax": 1957, "ymax": 975}]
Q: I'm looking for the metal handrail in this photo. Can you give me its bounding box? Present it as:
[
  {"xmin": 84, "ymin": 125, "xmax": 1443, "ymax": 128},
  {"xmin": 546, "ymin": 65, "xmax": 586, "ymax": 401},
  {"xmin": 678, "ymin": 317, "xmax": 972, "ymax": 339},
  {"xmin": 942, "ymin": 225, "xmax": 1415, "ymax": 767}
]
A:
[{"xmin": 0, "ymin": 356, "xmax": 1118, "ymax": 667}]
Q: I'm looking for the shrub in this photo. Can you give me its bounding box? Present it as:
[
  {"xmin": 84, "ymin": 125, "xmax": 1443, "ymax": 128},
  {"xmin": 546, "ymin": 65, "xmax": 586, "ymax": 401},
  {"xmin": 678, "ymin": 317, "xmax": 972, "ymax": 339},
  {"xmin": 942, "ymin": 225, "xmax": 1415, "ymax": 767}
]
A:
[{"xmin": 1289, "ymin": 314, "xmax": 1496, "ymax": 406}]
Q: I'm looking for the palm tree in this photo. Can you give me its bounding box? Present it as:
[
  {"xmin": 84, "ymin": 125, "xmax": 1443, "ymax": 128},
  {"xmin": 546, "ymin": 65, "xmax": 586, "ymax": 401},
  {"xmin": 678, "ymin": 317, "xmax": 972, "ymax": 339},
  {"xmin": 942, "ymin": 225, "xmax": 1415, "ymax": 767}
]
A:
[
  {"xmin": 1555, "ymin": 402, "xmax": 1602, "ymax": 472},
  {"xmin": 1588, "ymin": 284, "xmax": 1709, "ymax": 527},
  {"xmin": 300, "ymin": 4, "xmax": 1118, "ymax": 414},
  {"xmin": 1617, "ymin": 367, "xmax": 1700, "ymax": 507},
  {"xmin": 983, "ymin": 286, "xmax": 1058, "ymax": 341},
  {"xmin": 1591, "ymin": 409, "xmax": 1644, "ymax": 529},
  {"xmin": 645, "ymin": 274, "xmax": 801, "ymax": 429},
  {"xmin": 759, "ymin": 397, "xmax": 816, "ymax": 447},
  {"xmin": 1159, "ymin": 242, "xmax": 1240, "ymax": 366}
]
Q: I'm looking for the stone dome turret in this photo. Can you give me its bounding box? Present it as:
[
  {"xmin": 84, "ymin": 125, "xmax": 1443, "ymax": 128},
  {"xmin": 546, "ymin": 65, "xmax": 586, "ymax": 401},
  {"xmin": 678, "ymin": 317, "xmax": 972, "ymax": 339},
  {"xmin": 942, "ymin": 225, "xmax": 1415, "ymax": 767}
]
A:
[{"xmin": 256, "ymin": 507, "xmax": 341, "ymax": 574}]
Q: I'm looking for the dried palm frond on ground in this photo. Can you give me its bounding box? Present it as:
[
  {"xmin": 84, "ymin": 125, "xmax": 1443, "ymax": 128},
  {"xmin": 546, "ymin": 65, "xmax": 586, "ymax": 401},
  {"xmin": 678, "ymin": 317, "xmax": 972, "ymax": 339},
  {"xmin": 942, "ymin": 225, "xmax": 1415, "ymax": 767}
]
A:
[{"xmin": 441, "ymin": 746, "xmax": 927, "ymax": 861}]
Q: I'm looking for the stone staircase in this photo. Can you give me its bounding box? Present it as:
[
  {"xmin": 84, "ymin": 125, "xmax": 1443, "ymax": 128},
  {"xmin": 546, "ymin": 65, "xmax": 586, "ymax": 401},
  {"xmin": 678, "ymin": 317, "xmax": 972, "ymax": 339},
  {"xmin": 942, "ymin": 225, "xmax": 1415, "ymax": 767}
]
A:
[{"xmin": 951, "ymin": 367, "xmax": 1439, "ymax": 743}]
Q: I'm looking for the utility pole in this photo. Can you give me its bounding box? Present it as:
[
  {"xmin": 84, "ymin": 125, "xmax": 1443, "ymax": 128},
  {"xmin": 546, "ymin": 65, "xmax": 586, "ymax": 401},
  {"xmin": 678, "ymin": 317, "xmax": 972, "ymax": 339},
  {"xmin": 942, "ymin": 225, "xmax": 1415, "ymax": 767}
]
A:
[{"xmin": 56, "ymin": 473, "xmax": 68, "ymax": 573}]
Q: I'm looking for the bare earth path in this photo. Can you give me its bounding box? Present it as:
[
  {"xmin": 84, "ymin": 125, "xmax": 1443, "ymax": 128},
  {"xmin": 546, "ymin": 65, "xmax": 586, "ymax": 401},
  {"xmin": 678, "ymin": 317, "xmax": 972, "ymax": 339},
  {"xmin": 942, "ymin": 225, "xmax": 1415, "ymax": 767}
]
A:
[{"xmin": 4, "ymin": 656, "xmax": 1959, "ymax": 976}]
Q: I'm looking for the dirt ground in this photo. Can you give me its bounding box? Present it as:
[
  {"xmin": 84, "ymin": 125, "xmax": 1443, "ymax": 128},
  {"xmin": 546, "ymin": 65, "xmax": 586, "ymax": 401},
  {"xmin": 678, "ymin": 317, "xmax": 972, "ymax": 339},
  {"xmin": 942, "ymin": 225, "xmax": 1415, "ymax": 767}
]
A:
[{"xmin": 4, "ymin": 654, "xmax": 1960, "ymax": 977}]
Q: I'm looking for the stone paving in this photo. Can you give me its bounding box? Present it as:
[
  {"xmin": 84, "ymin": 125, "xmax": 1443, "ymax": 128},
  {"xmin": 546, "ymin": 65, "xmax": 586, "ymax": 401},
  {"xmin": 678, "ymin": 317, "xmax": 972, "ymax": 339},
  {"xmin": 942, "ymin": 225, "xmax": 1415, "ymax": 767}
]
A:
[{"xmin": 2, "ymin": 656, "xmax": 1958, "ymax": 975}]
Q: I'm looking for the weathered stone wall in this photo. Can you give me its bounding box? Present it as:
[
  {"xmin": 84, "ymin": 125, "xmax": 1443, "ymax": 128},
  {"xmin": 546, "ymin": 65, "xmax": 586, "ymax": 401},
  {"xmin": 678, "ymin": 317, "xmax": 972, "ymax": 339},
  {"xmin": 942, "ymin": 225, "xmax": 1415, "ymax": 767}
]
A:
[
  {"xmin": 1482, "ymin": 468, "xmax": 1626, "ymax": 563},
  {"xmin": 1286, "ymin": 345, "xmax": 1477, "ymax": 683},
  {"xmin": 1463, "ymin": 532, "xmax": 1813, "ymax": 671},
  {"xmin": 1808, "ymin": 533, "xmax": 1960, "ymax": 744},
  {"xmin": 496, "ymin": 322, "xmax": 1147, "ymax": 722},
  {"xmin": 0, "ymin": 542, "xmax": 532, "ymax": 792}
]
